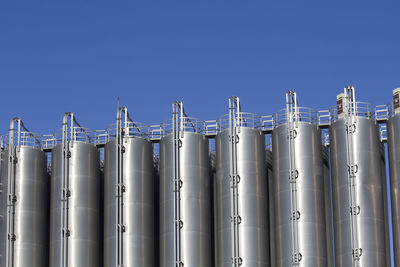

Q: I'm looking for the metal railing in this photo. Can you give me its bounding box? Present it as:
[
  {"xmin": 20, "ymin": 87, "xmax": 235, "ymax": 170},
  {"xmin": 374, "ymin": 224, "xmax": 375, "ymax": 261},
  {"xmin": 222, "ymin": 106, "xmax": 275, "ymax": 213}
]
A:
[
  {"xmin": 160, "ymin": 117, "xmax": 206, "ymax": 134},
  {"xmin": 0, "ymin": 102, "xmax": 393, "ymax": 148},
  {"xmin": 330, "ymin": 102, "xmax": 376, "ymax": 121},
  {"xmin": 41, "ymin": 127, "xmax": 112, "ymax": 148},
  {"xmin": 273, "ymin": 107, "xmax": 319, "ymax": 126},
  {"xmin": 217, "ymin": 112, "xmax": 262, "ymax": 131}
]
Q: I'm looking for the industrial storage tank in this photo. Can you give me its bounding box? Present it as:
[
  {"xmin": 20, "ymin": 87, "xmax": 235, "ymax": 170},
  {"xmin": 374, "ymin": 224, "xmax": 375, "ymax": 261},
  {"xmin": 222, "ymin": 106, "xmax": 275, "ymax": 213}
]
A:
[
  {"xmin": 0, "ymin": 119, "xmax": 50, "ymax": 267},
  {"xmin": 271, "ymin": 92, "xmax": 330, "ymax": 267},
  {"xmin": 103, "ymin": 109, "xmax": 154, "ymax": 267},
  {"xmin": 214, "ymin": 97, "xmax": 268, "ymax": 267},
  {"xmin": 159, "ymin": 104, "xmax": 212, "ymax": 267},
  {"xmin": 49, "ymin": 113, "xmax": 101, "ymax": 267},
  {"xmin": 329, "ymin": 87, "xmax": 390, "ymax": 267},
  {"xmin": 387, "ymin": 88, "xmax": 400, "ymax": 267}
]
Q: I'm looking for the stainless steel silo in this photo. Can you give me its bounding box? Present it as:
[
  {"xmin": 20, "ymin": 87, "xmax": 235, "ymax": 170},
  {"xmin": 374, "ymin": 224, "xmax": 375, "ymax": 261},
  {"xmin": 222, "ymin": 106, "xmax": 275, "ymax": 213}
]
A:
[
  {"xmin": 387, "ymin": 88, "xmax": 400, "ymax": 267},
  {"xmin": 49, "ymin": 113, "xmax": 101, "ymax": 267},
  {"xmin": 330, "ymin": 87, "xmax": 389, "ymax": 267},
  {"xmin": 0, "ymin": 119, "xmax": 50, "ymax": 267},
  {"xmin": 159, "ymin": 102, "xmax": 212, "ymax": 267},
  {"xmin": 214, "ymin": 97, "xmax": 268, "ymax": 267},
  {"xmin": 159, "ymin": 131, "xmax": 212, "ymax": 267},
  {"xmin": 271, "ymin": 93, "xmax": 328, "ymax": 267},
  {"xmin": 103, "ymin": 136, "xmax": 154, "ymax": 267}
]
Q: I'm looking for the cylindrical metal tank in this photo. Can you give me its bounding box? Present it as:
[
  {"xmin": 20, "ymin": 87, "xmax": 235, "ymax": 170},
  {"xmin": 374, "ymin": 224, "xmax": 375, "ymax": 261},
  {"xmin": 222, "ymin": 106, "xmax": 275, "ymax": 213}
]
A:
[
  {"xmin": 330, "ymin": 114, "xmax": 389, "ymax": 266},
  {"xmin": 103, "ymin": 137, "xmax": 154, "ymax": 267},
  {"xmin": 49, "ymin": 141, "xmax": 101, "ymax": 267},
  {"xmin": 272, "ymin": 119, "xmax": 328, "ymax": 267},
  {"xmin": 387, "ymin": 109, "xmax": 400, "ymax": 267},
  {"xmin": 0, "ymin": 146, "xmax": 50, "ymax": 267},
  {"xmin": 322, "ymin": 145, "xmax": 334, "ymax": 267},
  {"xmin": 159, "ymin": 132, "xmax": 212, "ymax": 267},
  {"xmin": 215, "ymin": 127, "xmax": 268, "ymax": 267}
]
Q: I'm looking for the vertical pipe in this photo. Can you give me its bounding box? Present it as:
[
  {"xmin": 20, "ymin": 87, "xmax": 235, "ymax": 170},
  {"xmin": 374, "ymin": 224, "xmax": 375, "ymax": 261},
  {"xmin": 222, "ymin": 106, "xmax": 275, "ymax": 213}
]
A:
[
  {"xmin": 343, "ymin": 86, "xmax": 361, "ymax": 267},
  {"xmin": 172, "ymin": 102, "xmax": 183, "ymax": 267},
  {"xmin": 6, "ymin": 118, "xmax": 18, "ymax": 267},
  {"xmin": 286, "ymin": 92, "xmax": 301, "ymax": 266},
  {"xmin": 115, "ymin": 107, "xmax": 121, "ymax": 267},
  {"xmin": 229, "ymin": 96, "xmax": 241, "ymax": 267}
]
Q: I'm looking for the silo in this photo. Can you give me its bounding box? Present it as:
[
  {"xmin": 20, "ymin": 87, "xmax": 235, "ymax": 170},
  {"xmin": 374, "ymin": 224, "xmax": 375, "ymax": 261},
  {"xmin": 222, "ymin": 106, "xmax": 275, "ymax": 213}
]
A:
[
  {"xmin": 159, "ymin": 105, "xmax": 212, "ymax": 267},
  {"xmin": 103, "ymin": 134, "xmax": 154, "ymax": 266},
  {"xmin": 49, "ymin": 113, "xmax": 101, "ymax": 267},
  {"xmin": 0, "ymin": 119, "xmax": 50, "ymax": 267},
  {"xmin": 329, "ymin": 87, "xmax": 389, "ymax": 267},
  {"xmin": 271, "ymin": 92, "xmax": 328, "ymax": 267},
  {"xmin": 387, "ymin": 88, "xmax": 400, "ymax": 267},
  {"xmin": 214, "ymin": 97, "xmax": 268, "ymax": 267}
]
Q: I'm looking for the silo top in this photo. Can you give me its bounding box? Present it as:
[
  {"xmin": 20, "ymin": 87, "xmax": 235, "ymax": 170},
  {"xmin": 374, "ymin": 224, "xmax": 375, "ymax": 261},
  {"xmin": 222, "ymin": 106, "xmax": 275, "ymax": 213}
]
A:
[
  {"xmin": 159, "ymin": 117, "xmax": 206, "ymax": 135},
  {"xmin": 216, "ymin": 112, "xmax": 262, "ymax": 132},
  {"xmin": 330, "ymin": 101, "xmax": 375, "ymax": 122},
  {"xmin": 272, "ymin": 107, "xmax": 319, "ymax": 127},
  {"xmin": 5, "ymin": 131, "xmax": 44, "ymax": 150}
]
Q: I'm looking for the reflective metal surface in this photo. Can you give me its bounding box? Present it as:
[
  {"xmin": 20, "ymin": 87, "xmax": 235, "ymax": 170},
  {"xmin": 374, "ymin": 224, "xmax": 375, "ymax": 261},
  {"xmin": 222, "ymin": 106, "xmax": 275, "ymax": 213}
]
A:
[
  {"xmin": 159, "ymin": 132, "xmax": 212, "ymax": 267},
  {"xmin": 272, "ymin": 122, "xmax": 328, "ymax": 267},
  {"xmin": 380, "ymin": 141, "xmax": 391, "ymax": 267},
  {"xmin": 388, "ymin": 114, "xmax": 400, "ymax": 267},
  {"xmin": 322, "ymin": 145, "xmax": 334, "ymax": 267},
  {"xmin": 103, "ymin": 137, "xmax": 154, "ymax": 267},
  {"xmin": 0, "ymin": 147, "xmax": 49, "ymax": 267},
  {"xmin": 50, "ymin": 142, "xmax": 101, "ymax": 267},
  {"xmin": 330, "ymin": 117, "xmax": 389, "ymax": 266},
  {"xmin": 215, "ymin": 127, "xmax": 268, "ymax": 267},
  {"xmin": 266, "ymin": 149, "xmax": 274, "ymax": 267}
]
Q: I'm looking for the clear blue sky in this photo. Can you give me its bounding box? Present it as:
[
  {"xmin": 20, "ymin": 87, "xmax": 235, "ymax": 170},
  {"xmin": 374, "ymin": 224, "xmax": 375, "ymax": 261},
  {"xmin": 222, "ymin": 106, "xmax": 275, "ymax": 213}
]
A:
[
  {"xmin": 0, "ymin": 1, "xmax": 399, "ymax": 265},
  {"xmin": 0, "ymin": 1, "xmax": 399, "ymax": 133}
]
